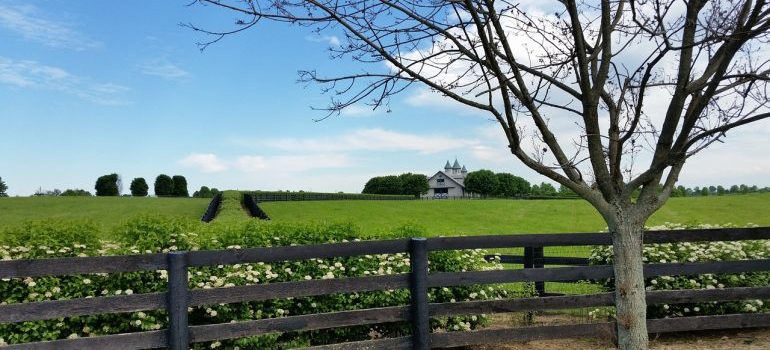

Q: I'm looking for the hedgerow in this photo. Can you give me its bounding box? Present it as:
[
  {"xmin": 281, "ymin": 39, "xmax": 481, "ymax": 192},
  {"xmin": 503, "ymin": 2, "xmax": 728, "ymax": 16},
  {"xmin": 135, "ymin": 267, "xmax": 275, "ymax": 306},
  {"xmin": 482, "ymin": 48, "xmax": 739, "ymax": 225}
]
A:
[
  {"xmin": 0, "ymin": 217, "xmax": 509, "ymax": 348},
  {"xmin": 588, "ymin": 222, "xmax": 770, "ymax": 319}
]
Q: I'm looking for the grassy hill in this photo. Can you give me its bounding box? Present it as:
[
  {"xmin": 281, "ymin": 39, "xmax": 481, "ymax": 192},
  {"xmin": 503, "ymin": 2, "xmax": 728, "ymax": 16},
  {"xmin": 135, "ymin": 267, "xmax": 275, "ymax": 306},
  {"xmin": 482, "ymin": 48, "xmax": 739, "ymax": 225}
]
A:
[
  {"xmin": 1, "ymin": 193, "xmax": 767, "ymax": 239},
  {"xmin": 260, "ymin": 193, "xmax": 770, "ymax": 236},
  {"xmin": 0, "ymin": 196, "xmax": 210, "ymax": 234}
]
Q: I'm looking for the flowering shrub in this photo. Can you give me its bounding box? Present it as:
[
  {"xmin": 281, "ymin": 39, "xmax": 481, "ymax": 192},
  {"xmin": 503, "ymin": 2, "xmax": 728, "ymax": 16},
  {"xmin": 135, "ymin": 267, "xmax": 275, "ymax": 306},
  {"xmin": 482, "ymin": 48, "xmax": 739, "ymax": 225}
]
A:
[
  {"xmin": 0, "ymin": 217, "xmax": 508, "ymax": 348},
  {"xmin": 588, "ymin": 222, "xmax": 770, "ymax": 319}
]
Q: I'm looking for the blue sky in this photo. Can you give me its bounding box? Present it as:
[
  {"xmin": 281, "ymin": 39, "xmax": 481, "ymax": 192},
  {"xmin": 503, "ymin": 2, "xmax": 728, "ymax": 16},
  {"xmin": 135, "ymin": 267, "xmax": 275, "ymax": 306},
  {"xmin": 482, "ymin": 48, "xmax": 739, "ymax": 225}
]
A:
[{"xmin": 0, "ymin": 1, "xmax": 768, "ymax": 196}]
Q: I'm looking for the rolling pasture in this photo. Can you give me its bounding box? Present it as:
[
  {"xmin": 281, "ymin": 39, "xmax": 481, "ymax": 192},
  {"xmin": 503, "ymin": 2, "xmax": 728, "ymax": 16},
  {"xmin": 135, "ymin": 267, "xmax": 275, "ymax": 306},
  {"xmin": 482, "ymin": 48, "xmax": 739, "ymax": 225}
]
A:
[
  {"xmin": 0, "ymin": 196, "xmax": 210, "ymax": 235},
  {"xmin": 1, "ymin": 194, "xmax": 768, "ymax": 238},
  {"xmin": 261, "ymin": 193, "xmax": 770, "ymax": 236}
]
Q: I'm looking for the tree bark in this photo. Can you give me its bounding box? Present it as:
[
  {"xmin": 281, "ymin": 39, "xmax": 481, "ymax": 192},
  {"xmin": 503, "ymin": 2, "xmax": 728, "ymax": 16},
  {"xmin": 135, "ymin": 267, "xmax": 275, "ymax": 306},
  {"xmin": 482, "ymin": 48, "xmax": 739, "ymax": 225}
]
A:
[{"xmin": 609, "ymin": 213, "xmax": 649, "ymax": 350}]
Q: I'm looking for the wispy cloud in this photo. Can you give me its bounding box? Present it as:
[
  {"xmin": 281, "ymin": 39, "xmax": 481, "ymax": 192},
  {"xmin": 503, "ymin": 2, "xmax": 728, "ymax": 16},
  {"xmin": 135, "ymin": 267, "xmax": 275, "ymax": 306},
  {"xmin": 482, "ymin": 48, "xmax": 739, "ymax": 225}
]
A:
[
  {"xmin": 138, "ymin": 58, "xmax": 190, "ymax": 80},
  {"xmin": 234, "ymin": 154, "xmax": 352, "ymax": 173},
  {"xmin": 305, "ymin": 34, "xmax": 341, "ymax": 47},
  {"xmin": 0, "ymin": 56, "xmax": 129, "ymax": 105},
  {"xmin": 179, "ymin": 153, "xmax": 352, "ymax": 174},
  {"xmin": 179, "ymin": 154, "xmax": 228, "ymax": 173},
  {"xmin": 236, "ymin": 128, "xmax": 481, "ymax": 155},
  {"xmin": 0, "ymin": 4, "xmax": 99, "ymax": 50}
]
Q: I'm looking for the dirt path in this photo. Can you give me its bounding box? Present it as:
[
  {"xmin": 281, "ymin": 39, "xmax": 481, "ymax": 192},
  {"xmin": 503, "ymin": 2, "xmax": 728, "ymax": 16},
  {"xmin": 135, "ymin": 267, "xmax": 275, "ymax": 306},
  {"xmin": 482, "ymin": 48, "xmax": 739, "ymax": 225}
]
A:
[
  {"xmin": 471, "ymin": 328, "xmax": 770, "ymax": 349},
  {"xmin": 466, "ymin": 313, "xmax": 770, "ymax": 350}
]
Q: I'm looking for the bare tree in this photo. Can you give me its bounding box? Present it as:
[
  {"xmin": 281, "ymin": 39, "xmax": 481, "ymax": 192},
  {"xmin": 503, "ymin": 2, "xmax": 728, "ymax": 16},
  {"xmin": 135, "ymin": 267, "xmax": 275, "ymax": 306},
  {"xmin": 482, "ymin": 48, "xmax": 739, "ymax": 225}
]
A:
[{"xmin": 188, "ymin": 0, "xmax": 770, "ymax": 348}]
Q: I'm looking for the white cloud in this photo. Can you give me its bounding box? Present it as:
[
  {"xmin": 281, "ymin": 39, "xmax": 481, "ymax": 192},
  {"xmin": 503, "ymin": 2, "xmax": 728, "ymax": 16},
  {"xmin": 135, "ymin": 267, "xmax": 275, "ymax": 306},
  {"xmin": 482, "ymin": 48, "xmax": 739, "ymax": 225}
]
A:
[
  {"xmin": 0, "ymin": 56, "xmax": 129, "ymax": 105},
  {"xmin": 234, "ymin": 154, "xmax": 351, "ymax": 173},
  {"xmin": 677, "ymin": 124, "xmax": 770, "ymax": 186},
  {"xmin": 238, "ymin": 128, "xmax": 481, "ymax": 155},
  {"xmin": 339, "ymin": 104, "xmax": 381, "ymax": 118},
  {"xmin": 305, "ymin": 35, "xmax": 341, "ymax": 47},
  {"xmin": 179, "ymin": 153, "xmax": 352, "ymax": 174},
  {"xmin": 138, "ymin": 58, "xmax": 190, "ymax": 80},
  {"xmin": 0, "ymin": 4, "xmax": 99, "ymax": 50},
  {"xmin": 179, "ymin": 154, "xmax": 229, "ymax": 173}
]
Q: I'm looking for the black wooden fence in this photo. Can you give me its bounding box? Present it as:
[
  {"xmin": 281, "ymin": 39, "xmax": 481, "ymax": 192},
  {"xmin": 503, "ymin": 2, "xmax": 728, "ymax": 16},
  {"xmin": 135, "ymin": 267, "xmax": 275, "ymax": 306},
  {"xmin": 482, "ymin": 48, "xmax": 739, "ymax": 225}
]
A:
[
  {"xmin": 1, "ymin": 228, "xmax": 770, "ymax": 349},
  {"xmin": 250, "ymin": 191, "xmax": 416, "ymax": 202},
  {"xmin": 484, "ymin": 246, "xmax": 590, "ymax": 296},
  {"xmin": 242, "ymin": 193, "xmax": 271, "ymax": 220},
  {"xmin": 200, "ymin": 193, "xmax": 223, "ymax": 223}
]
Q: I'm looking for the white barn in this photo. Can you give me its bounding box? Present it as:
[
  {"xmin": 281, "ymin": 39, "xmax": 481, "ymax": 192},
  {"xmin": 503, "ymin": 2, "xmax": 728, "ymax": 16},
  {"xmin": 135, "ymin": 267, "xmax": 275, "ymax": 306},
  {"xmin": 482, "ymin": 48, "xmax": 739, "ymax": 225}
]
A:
[{"xmin": 424, "ymin": 159, "xmax": 470, "ymax": 198}]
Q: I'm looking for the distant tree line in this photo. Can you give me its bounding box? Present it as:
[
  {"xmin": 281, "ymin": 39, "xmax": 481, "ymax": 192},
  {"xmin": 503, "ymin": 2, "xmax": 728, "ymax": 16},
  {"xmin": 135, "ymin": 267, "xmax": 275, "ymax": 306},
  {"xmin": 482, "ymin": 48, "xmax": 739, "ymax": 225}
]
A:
[
  {"xmin": 192, "ymin": 186, "xmax": 220, "ymax": 198},
  {"xmin": 669, "ymin": 184, "xmax": 769, "ymax": 197},
  {"xmin": 362, "ymin": 173, "xmax": 429, "ymax": 197},
  {"xmin": 92, "ymin": 174, "xmax": 190, "ymax": 197},
  {"xmin": 464, "ymin": 170, "xmax": 565, "ymax": 198},
  {"xmin": 1, "ymin": 174, "xmax": 224, "ymax": 198}
]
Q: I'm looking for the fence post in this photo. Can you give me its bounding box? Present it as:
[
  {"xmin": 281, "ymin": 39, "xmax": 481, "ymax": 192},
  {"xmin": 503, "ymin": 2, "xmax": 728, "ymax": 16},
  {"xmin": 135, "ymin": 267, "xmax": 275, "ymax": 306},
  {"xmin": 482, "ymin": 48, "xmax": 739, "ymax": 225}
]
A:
[
  {"xmin": 167, "ymin": 251, "xmax": 189, "ymax": 350},
  {"xmin": 524, "ymin": 247, "xmax": 546, "ymax": 296},
  {"xmin": 409, "ymin": 238, "xmax": 430, "ymax": 350}
]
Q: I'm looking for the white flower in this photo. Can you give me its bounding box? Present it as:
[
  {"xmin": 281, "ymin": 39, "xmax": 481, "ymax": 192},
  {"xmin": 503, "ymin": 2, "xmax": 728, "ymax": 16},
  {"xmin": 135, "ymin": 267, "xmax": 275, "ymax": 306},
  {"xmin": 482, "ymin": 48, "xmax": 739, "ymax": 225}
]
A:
[{"xmin": 124, "ymin": 289, "xmax": 133, "ymax": 295}]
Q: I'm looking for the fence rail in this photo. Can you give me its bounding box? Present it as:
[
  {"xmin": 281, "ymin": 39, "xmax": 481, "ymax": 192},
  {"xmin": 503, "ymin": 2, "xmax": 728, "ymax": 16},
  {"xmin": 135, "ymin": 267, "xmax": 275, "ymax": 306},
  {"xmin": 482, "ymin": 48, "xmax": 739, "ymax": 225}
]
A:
[
  {"xmin": 249, "ymin": 191, "xmax": 416, "ymax": 202},
  {"xmin": 1, "ymin": 227, "xmax": 769, "ymax": 349}
]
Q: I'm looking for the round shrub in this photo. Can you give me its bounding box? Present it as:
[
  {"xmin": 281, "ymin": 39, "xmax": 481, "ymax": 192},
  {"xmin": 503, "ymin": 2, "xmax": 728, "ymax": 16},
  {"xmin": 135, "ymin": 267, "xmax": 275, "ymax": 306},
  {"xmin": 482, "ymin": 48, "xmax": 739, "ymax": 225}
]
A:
[
  {"xmin": 171, "ymin": 175, "xmax": 189, "ymax": 198},
  {"xmin": 94, "ymin": 174, "xmax": 119, "ymax": 197},
  {"xmin": 129, "ymin": 178, "xmax": 149, "ymax": 197},
  {"xmin": 588, "ymin": 222, "xmax": 769, "ymax": 319},
  {"xmin": 0, "ymin": 217, "xmax": 510, "ymax": 348},
  {"xmin": 153, "ymin": 175, "xmax": 173, "ymax": 197}
]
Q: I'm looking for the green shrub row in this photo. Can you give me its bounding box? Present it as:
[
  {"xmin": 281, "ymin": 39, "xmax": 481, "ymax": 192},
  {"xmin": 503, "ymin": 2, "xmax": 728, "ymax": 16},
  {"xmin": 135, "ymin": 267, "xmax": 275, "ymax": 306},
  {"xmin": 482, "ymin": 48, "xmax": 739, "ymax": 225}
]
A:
[
  {"xmin": 588, "ymin": 222, "xmax": 769, "ymax": 319},
  {"xmin": 0, "ymin": 217, "xmax": 509, "ymax": 348}
]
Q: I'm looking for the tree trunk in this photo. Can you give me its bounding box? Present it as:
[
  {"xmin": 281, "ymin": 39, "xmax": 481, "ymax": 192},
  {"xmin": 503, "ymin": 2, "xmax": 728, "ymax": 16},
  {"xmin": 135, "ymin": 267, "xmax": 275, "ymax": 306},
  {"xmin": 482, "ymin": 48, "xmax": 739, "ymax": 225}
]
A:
[{"xmin": 610, "ymin": 216, "xmax": 649, "ymax": 350}]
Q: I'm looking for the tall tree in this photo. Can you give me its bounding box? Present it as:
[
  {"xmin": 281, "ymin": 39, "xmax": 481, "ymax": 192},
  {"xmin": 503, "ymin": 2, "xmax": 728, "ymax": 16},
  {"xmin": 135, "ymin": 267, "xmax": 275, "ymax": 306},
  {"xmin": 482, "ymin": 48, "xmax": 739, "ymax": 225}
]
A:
[
  {"xmin": 495, "ymin": 173, "xmax": 530, "ymax": 197},
  {"xmin": 94, "ymin": 174, "xmax": 119, "ymax": 197},
  {"xmin": 130, "ymin": 178, "xmax": 149, "ymax": 197},
  {"xmin": 171, "ymin": 175, "xmax": 189, "ymax": 197},
  {"xmin": 465, "ymin": 169, "xmax": 499, "ymax": 197},
  {"xmin": 191, "ymin": 1, "xmax": 770, "ymax": 348},
  {"xmin": 0, "ymin": 176, "xmax": 7, "ymax": 197},
  {"xmin": 398, "ymin": 173, "xmax": 429, "ymax": 197},
  {"xmin": 362, "ymin": 175, "xmax": 403, "ymax": 195},
  {"xmin": 154, "ymin": 174, "xmax": 174, "ymax": 197}
]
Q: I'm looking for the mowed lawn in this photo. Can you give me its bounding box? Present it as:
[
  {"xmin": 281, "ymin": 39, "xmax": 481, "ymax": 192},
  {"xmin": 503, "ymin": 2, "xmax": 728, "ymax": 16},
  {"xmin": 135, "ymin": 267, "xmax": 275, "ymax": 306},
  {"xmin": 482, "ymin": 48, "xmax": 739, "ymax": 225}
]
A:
[
  {"xmin": 0, "ymin": 196, "xmax": 210, "ymax": 234},
  {"xmin": 261, "ymin": 193, "xmax": 770, "ymax": 236}
]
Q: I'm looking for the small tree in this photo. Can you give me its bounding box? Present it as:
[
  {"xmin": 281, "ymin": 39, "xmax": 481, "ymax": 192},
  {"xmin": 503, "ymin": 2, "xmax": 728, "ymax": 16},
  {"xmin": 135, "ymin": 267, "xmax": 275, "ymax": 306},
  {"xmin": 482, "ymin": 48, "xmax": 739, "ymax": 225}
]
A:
[
  {"xmin": 94, "ymin": 174, "xmax": 119, "ymax": 196},
  {"xmin": 537, "ymin": 182, "xmax": 557, "ymax": 196},
  {"xmin": 154, "ymin": 175, "xmax": 174, "ymax": 197},
  {"xmin": 171, "ymin": 175, "xmax": 189, "ymax": 197},
  {"xmin": 398, "ymin": 173, "xmax": 429, "ymax": 197},
  {"xmin": 0, "ymin": 176, "xmax": 7, "ymax": 197},
  {"xmin": 495, "ymin": 173, "xmax": 530, "ymax": 197},
  {"xmin": 61, "ymin": 189, "xmax": 92, "ymax": 196},
  {"xmin": 465, "ymin": 170, "xmax": 499, "ymax": 197},
  {"xmin": 130, "ymin": 178, "xmax": 149, "ymax": 197},
  {"xmin": 193, "ymin": 186, "xmax": 212, "ymax": 198}
]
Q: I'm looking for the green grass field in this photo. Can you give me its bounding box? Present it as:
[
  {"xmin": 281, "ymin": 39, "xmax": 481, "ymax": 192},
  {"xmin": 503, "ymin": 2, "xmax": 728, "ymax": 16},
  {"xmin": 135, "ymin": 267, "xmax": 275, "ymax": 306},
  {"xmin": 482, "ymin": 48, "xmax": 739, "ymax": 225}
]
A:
[
  {"xmin": 2, "ymin": 194, "xmax": 767, "ymax": 238},
  {"xmin": 0, "ymin": 196, "xmax": 210, "ymax": 234},
  {"xmin": 1, "ymin": 193, "xmax": 766, "ymax": 296},
  {"xmin": 261, "ymin": 193, "xmax": 770, "ymax": 236}
]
